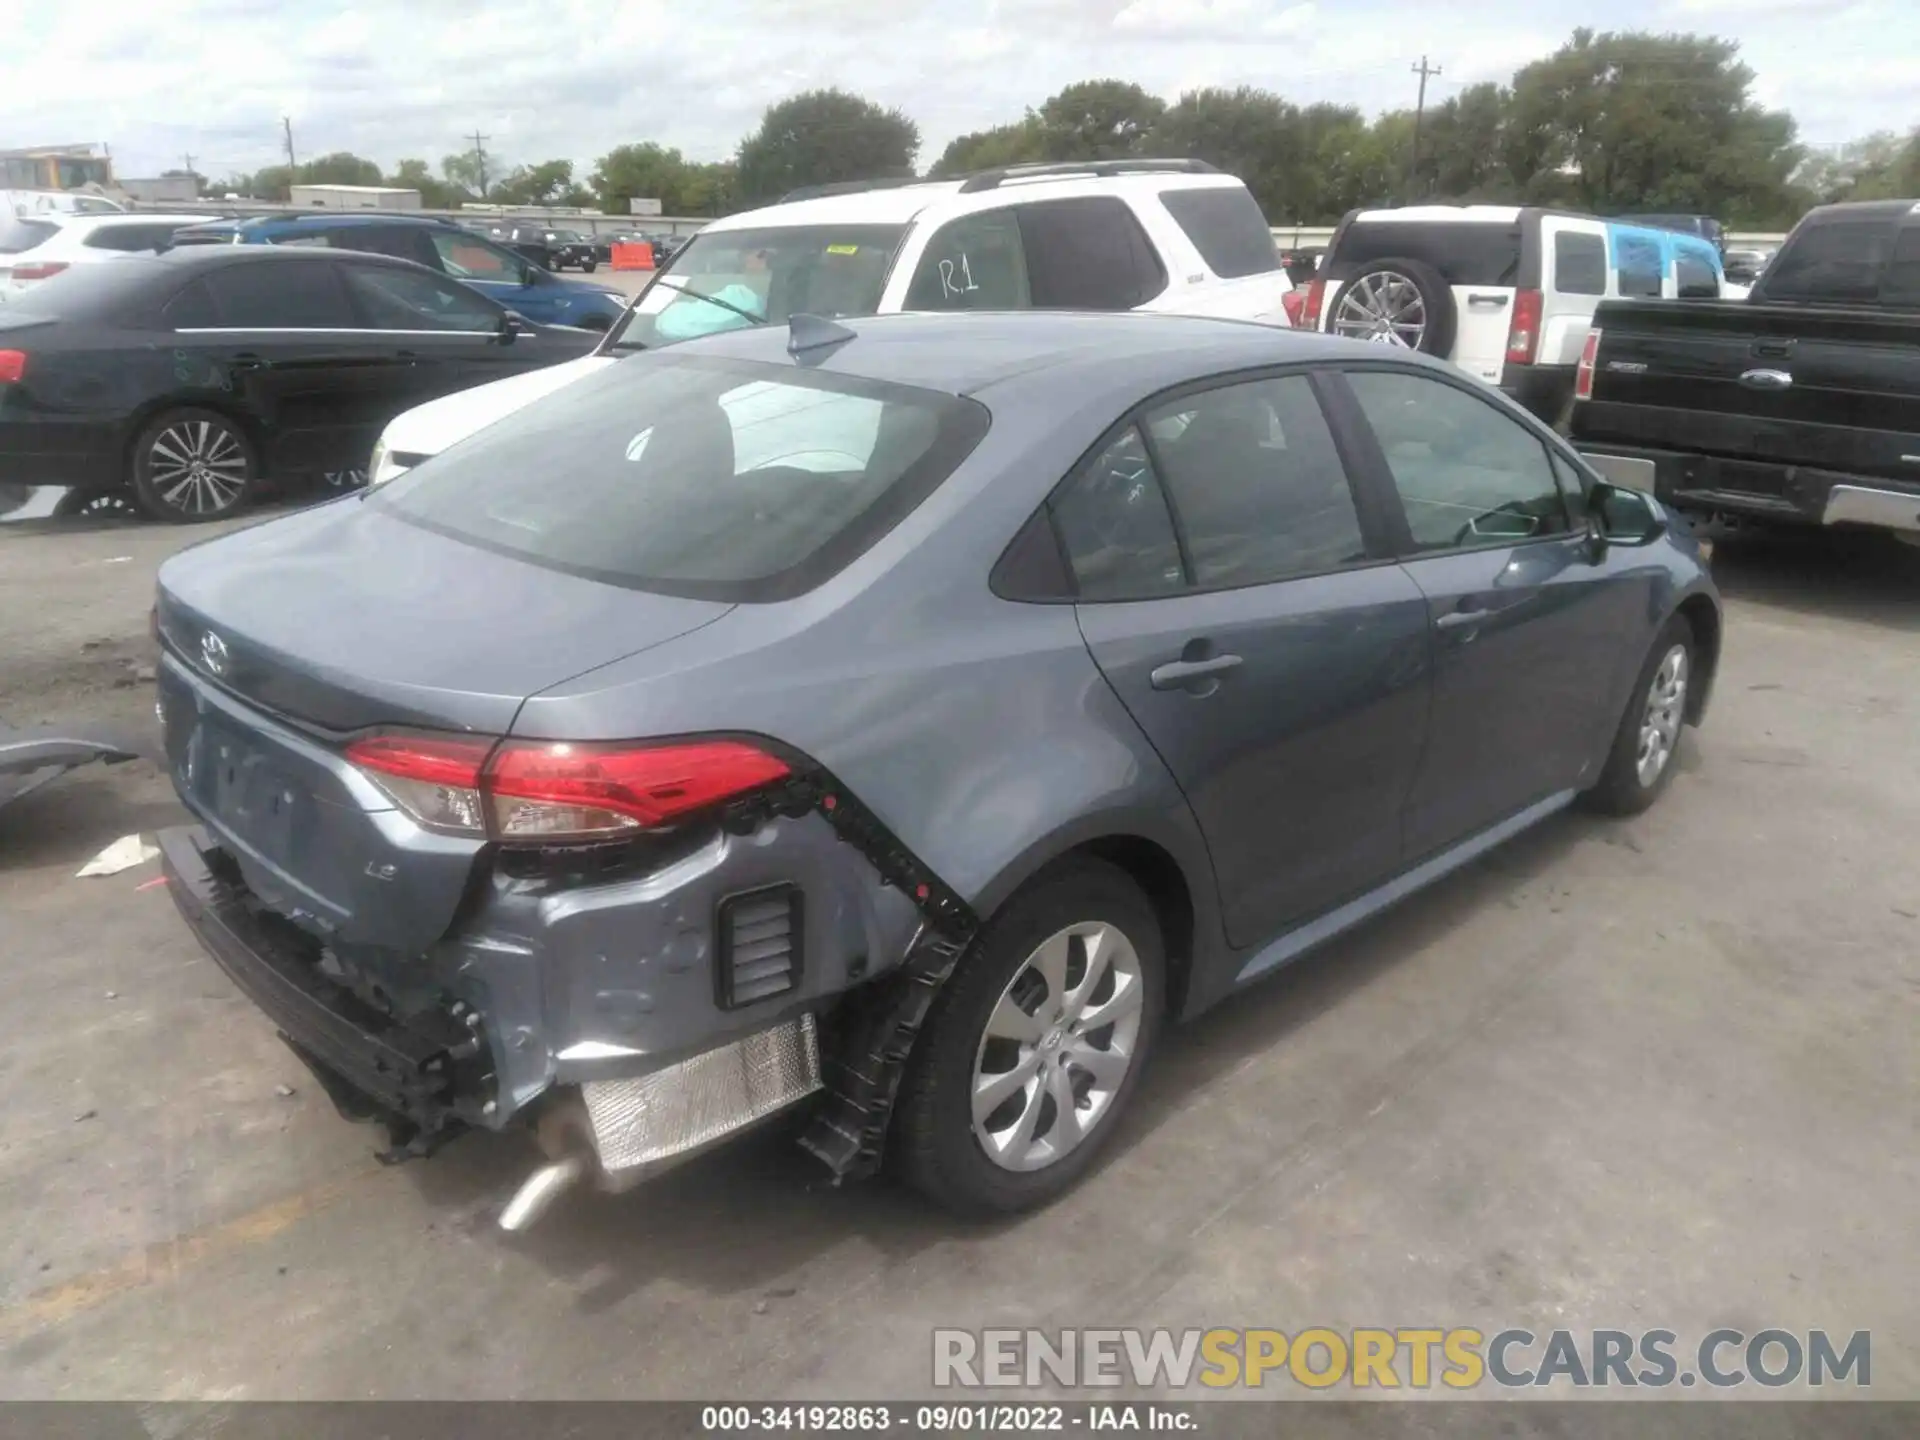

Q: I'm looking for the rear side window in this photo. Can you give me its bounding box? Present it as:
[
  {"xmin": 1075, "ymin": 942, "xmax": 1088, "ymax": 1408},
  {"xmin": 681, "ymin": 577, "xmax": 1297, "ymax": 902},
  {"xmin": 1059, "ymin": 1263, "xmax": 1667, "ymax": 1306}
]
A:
[
  {"xmin": 162, "ymin": 279, "xmax": 218, "ymax": 328},
  {"xmin": 1764, "ymin": 218, "xmax": 1895, "ymax": 304},
  {"xmin": 1160, "ymin": 187, "xmax": 1281, "ymax": 279},
  {"xmin": 1145, "ymin": 375, "xmax": 1368, "ymax": 587},
  {"xmin": 1552, "ymin": 231, "xmax": 1606, "ymax": 295},
  {"xmin": 432, "ymin": 230, "xmax": 524, "ymax": 281},
  {"xmin": 83, "ymin": 224, "xmax": 179, "ymax": 254},
  {"xmin": 1017, "ymin": 197, "xmax": 1167, "ymax": 309},
  {"xmin": 375, "ymin": 356, "xmax": 990, "ymax": 601},
  {"xmin": 0, "ymin": 217, "xmax": 56, "ymax": 254},
  {"xmin": 204, "ymin": 261, "xmax": 354, "ymax": 328},
  {"xmin": 1051, "ymin": 425, "xmax": 1186, "ymax": 600},
  {"xmin": 1675, "ymin": 254, "xmax": 1719, "ymax": 299},
  {"xmin": 1330, "ymin": 221, "xmax": 1520, "ymax": 286},
  {"xmin": 1614, "ymin": 234, "xmax": 1664, "ymax": 298},
  {"xmin": 327, "ymin": 225, "xmax": 441, "ymax": 268},
  {"xmin": 905, "ymin": 208, "xmax": 1031, "ymax": 311}
]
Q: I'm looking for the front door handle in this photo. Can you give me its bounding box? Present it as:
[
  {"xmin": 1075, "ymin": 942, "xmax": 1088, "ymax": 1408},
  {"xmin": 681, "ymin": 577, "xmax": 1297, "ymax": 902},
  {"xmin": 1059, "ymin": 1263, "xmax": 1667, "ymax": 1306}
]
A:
[
  {"xmin": 1435, "ymin": 608, "xmax": 1497, "ymax": 631},
  {"xmin": 1150, "ymin": 654, "xmax": 1243, "ymax": 690},
  {"xmin": 1466, "ymin": 293, "xmax": 1510, "ymax": 308},
  {"xmin": 228, "ymin": 352, "xmax": 268, "ymax": 372},
  {"xmin": 1739, "ymin": 367, "xmax": 1793, "ymax": 391}
]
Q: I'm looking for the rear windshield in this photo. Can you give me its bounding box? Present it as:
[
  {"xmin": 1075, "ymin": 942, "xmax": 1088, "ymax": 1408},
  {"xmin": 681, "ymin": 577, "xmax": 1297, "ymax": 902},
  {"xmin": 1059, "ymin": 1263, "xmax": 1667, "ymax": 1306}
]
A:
[
  {"xmin": 0, "ymin": 217, "xmax": 57, "ymax": 254},
  {"xmin": 607, "ymin": 225, "xmax": 905, "ymax": 350},
  {"xmin": 373, "ymin": 354, "xmax": 989, "ymax": 601},
  {"xmin": 1328, "ymin": 220, "xmax": 1521, "ymax": 286},
  {"xmin": 1159, "ymin": 186, "xmax": 1281, "ymax": 279},
  {"xmin": 1762, "ymin": 217, "xmax": 1900, "ymax": 305}
]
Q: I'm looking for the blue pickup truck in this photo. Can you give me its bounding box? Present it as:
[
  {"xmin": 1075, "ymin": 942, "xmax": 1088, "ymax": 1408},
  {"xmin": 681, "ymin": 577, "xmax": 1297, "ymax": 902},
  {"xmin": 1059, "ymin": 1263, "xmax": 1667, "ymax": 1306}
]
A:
[{"xmin": 170, "ymin": 214, "xmax": 629, "ymax": 330}]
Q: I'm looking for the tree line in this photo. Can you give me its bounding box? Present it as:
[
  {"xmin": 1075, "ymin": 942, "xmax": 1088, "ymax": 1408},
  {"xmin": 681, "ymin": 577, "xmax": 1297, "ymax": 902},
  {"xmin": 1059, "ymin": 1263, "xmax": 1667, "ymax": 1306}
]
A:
[{"xmin": 213, "ymin": 28, "xmax": 1918, "ymax": 228}]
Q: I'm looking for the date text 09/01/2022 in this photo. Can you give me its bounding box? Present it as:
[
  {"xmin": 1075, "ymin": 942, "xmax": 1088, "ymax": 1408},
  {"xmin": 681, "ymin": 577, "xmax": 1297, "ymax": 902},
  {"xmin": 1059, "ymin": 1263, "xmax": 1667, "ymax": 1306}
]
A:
[{"xmin": 700, "ymin": 1404, "xmax": 1195, "ymax": 1431}]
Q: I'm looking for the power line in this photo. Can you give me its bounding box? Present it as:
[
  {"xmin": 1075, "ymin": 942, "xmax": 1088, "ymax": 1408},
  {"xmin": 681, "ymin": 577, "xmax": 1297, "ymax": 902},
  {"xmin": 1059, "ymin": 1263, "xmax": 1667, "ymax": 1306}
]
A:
[{"xmin": 1408, "ymin": 56, "xmax": 1442, "ymax": 200}]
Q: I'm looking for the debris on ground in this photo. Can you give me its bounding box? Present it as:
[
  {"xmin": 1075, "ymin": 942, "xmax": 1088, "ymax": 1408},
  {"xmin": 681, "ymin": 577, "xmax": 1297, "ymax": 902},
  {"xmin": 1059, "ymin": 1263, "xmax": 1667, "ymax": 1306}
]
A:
[{"xmin": 76, "ymin": 835, "xmax": 160, "ymax": 878}]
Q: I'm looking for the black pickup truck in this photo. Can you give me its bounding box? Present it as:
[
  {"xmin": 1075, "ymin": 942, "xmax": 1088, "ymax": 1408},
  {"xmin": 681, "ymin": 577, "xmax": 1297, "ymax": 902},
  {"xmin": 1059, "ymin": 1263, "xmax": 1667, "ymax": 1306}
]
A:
[{"xmin": 1571, "ymin": 199, "xmax": 1920, "ymax": 540}]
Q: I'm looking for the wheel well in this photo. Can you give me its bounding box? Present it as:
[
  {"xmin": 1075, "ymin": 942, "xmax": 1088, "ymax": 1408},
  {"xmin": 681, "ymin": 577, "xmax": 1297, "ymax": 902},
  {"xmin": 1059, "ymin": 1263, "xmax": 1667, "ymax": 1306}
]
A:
[
  {"xmin": 1676, "ymin": 594, "xmax": 1720, "ymax": 723},
  {"xmin": 1074, "ymin": 835, "xmax": 1197, "ymax": 1017}
]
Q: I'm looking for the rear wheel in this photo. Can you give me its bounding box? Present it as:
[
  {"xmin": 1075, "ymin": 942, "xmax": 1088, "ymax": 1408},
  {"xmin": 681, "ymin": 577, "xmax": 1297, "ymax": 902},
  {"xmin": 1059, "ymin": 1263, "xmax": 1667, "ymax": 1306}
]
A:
[
  {"xmin": 130, "ymin": 408, "xmax": 258, "ymax": 522},
  {"xmin": 1582, "ymin": 615, "xmax": 1694, "ymax": 816},
  {"xmin": 894, "ymin": 860, "xmax": 1165, "ymax": 1215},
  {"xmin": 580, "ymin": 259, "xmax": 598, "ymax": 273},
  {"xmin": 52, "ymin": 487, "xmax": 143, "ymax": 522}
]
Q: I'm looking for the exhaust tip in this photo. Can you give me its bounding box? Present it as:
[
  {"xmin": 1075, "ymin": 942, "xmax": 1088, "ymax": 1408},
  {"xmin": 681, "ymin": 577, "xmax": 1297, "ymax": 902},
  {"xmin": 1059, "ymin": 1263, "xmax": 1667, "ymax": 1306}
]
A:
[{"xmin": 499, "ymin": 1153, "xmax": 589, "ymax": 1233}]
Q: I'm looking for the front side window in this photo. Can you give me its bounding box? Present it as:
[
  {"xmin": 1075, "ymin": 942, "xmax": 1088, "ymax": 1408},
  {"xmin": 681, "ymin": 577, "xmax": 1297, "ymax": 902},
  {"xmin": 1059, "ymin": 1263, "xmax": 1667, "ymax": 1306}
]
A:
[
  {"xmin": 204, "ymin": 260, "xmax": 353, "ymax": 328},
  {"xmin": 1145, "ymin": 375, "xmax": 1368, "ymax": 587},
  {"xmin": 905, "ymin": 208, "xmax": 1030, "ymax": 312},
  {"xmin": 342, "ymin": 264, "xmax": 500, "ymax": 332},
  {"xmin": 375, "ymin": 356, "xmax": 987, "ymax": 600},
  {"xmin": 431, "ymin": 230, "xmax": 527, "ymax": 282},
  {"xmin": 1345, "ymin": 369, "xmax": 1570, "ymax": 551},
  {"xmin": 1675, "ymin": 254, "xmax": 1719, "ymax": 299},
  {"xmin": 1050, "ymin": 425, "xmax": 1186, "ymax": 601},
  {"xmin": 611, "ymin": 224, "xmax": 904, "ymax": 349}
]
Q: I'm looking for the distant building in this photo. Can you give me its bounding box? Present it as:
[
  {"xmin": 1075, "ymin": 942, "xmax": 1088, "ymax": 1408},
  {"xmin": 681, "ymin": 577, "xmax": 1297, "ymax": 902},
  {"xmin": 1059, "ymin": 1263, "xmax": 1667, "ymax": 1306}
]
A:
[
  {"xmin": 0, "ymin": 143, "xmax": 114, "ymax": 192},
  {"xmin": 289, "ymin": 184, "xmax": 423, "ymax": 211},
  {"xmin": 120, "ymin": 174, "xmax": 201, "ymax": 205}
]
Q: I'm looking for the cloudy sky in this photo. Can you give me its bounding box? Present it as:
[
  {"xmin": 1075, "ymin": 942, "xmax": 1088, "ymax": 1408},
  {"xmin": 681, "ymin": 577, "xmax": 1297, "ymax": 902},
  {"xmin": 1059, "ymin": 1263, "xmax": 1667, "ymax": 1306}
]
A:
[{"xmin": 5, "ymin": 0, "xmax": 1913, "ymax": 187}]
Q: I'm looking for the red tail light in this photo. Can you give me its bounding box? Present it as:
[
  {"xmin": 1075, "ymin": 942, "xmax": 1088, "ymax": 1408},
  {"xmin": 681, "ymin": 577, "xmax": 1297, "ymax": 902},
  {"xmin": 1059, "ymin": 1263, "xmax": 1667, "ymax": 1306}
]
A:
[
  {"xmin": 0, "ymin": 350, "xmax": 24, "ymax": 385},
  {"xmin": 1506, "ymin": 288, "xmax": 1543, "ymax": 365},
  {"xmin": 1575, "ymin": 328, "xmax": 1602, "ymax": 401},
  {"xmin": 9, "ymin": 261, "xmax": 69, "ymax": 283},
  {"xmin": 1302, "ymin": 277, "xmax": 1327, "ymax": 330},
  {"xmin": 347, "ymin": 734, "xmax": 791, "ymax": 841},
  {"xmin": 1281, "ymin": 289, "xmax": 1305, "ymax": 326}
]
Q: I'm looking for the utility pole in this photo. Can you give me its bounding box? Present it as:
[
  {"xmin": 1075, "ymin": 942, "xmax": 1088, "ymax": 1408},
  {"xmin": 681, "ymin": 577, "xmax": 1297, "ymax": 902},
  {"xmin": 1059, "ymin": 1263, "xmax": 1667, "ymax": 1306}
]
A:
[
  {"xmin": 468, "ymin": 130, "xmax": 491, "ymax": 199},
  {"xmin": 181, "ymin": 152, "xmax": 196, "ymax": 176},
  {"xmin": 282, "ymin": 116, "xmax": 298, "ymax": 177},
  {"xmin": 1408, "ymin": 56, "xmax": 1442, "ymax": 202}
]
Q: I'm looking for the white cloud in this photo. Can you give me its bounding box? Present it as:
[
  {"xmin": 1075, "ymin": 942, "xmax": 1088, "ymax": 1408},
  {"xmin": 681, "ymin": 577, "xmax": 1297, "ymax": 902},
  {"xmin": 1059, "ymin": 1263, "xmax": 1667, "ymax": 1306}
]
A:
[{"xmin": 1, "ymin": 0, "xmax": 1909, "ymax": 182}]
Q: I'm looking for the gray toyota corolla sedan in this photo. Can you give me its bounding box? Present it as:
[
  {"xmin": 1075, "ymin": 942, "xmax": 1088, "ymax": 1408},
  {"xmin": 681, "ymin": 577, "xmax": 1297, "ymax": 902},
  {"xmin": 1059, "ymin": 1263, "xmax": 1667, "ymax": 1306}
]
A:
[{"xmin": 153, "ymin": 310, "xmax": 1720, "ymax": 1226}]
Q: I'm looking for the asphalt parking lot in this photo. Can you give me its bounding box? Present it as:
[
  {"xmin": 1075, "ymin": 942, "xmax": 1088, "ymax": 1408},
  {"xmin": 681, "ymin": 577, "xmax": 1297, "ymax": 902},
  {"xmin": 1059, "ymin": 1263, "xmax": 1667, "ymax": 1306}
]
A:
[{"xmin": 0, "ymin": 509, "xmax": 1916, "ymax": 1401}]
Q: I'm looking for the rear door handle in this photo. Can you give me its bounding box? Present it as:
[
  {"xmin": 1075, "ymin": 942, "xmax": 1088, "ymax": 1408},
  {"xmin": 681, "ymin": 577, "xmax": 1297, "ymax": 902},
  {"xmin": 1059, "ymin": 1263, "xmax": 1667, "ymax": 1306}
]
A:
[
  {"xmin": 1466, "ymin": 293, "xmax": 1510, "ymax": 308},
  {"xmin": 1150, "ymin": 654, "xmax": 1243, "ymax": 689},
  {"xmin": 1751, "ymin": 339, "xmax": 1794, "ymax": 358},
  {"xmin": 228, "ymin": 352, "xmax": 268, "ymax": 372},
  {"xmin": 1435, "ymin": 608, "xmax": 1497, "ymax": 631},
  {"xmin": 1739, "ymin": 368, "xmax": 1793, "ymax": 391}
]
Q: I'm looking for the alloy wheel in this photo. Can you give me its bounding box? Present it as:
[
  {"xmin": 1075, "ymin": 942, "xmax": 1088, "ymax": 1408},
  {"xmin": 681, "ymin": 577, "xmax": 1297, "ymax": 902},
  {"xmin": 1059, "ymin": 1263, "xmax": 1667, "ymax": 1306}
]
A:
[
  {"xmin": 1636, "ymin": 645, "xmax": 1689, "ymax": 786},
  {"xmin": 971, "ymin": 921, "xmax": 1145, "ymax": 1173},
  {"xmin": 1332, "ymin": 270, "xmax": 1427, "ymax": 348},
  {"xmin": 147, "ymin": 419, "xmax": 250, "ymax": 517}
]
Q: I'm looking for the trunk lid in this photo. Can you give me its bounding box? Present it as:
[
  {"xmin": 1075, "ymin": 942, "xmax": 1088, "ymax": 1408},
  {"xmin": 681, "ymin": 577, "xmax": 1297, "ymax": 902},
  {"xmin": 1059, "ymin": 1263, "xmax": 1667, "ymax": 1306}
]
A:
[{"xmin": 155, "ymin": 500, "xmax": 733, "ymax": 953}]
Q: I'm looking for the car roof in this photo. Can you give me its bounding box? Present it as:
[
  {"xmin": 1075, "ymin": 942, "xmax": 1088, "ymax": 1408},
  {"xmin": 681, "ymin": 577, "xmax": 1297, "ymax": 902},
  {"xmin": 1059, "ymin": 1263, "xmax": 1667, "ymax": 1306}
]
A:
[
  {"xmin": 1351, "ymin": 205, "xmax": 1525, "ymax": 224},
  {"xmin": 651, "ymin": 310, "xmax": 1385, "ymax": 398},
  {"xmin": 706, "ymin": 170, "xmax": 1248, "ymax": 233}
]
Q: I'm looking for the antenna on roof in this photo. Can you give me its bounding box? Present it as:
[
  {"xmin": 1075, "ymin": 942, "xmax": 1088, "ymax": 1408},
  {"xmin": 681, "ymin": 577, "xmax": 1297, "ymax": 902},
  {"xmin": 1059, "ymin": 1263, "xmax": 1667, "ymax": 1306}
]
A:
[{"xmin": 787, "ymin": 313, "xmax": 857, "ymax": 361}]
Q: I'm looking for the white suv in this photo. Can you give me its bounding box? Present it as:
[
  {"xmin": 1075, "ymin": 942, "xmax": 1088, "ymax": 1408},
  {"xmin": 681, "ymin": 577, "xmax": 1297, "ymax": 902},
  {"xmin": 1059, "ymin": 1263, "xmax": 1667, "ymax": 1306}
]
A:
[
  {"xmin": 0, "ymin": 212, "xmax": 207, "ymax": 301},
  {"xmin": 368, "ymin": 160, "xmax": 1294, "ymax": 483}
]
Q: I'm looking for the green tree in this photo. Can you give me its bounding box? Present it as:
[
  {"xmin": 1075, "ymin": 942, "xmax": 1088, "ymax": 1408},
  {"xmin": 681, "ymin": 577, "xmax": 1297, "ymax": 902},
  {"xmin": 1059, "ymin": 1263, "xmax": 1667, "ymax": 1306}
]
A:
[
  {"xmin": 442, "ymin": 150, "xmax": 489, "ymax": 198},
  {"xmin": 298, "ymin": 151, "xmax": 384, "ymax": 187},
  {"xmin": 1797, "ymin": 129, "xmax": 1920, "ymax": 204},
  {"xmin": 589, "ymin": 142, "xmax": 694, "ymax": 214},
  {"xmin": 929, "ymin": 119, "xmax": 1045, "ymax": 178},
  {"xmin": 1504, "ymin": 29, "xmax": 1802, "ymax": 223},
  {"xmin": 735, "ymin": 89, "xmax": 919, "ymax": 205},
  {"xmin": 1035, "ymin": 79, "xmax": 1165, "ymax": 162},
  {"xmin": 390, "ymin": 157, "xmax": 470, "ymax": 209},
  {"xmin": 1148, "ymin": 88, "xmax": 1373, "ymax": 222},
  {"xmin": 1408, "ymin": 82, "xmax": 1517, "ymax": 202},
  {"xmin": 491, "ymin": 159, "xmax": 584, "ymax": 208}
]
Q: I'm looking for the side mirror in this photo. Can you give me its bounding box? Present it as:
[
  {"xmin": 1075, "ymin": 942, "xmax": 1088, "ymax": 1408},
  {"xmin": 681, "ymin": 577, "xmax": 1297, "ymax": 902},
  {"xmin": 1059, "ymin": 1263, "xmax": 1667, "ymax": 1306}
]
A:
[{"xmin": 1590, "ymin": 481, "xmax": 1667, "ymax": 548}]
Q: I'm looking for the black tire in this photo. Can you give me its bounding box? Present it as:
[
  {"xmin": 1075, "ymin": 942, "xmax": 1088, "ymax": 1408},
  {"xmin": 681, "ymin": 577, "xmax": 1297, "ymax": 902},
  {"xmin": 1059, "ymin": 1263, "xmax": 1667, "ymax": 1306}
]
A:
[
  {"xmin": 581, "ymin": 260, "xmax": 598, "ymax": 273},
  {"xmin": 1327, "ymin": 256, "xmax": 1457, "ymax": 357},
  {"xmin": 893, "ymin": 859, "xmax": 1166, "ymax": 1216},
  {"xmin": 1581, "ymin": 614, "xmax": 1695, "ymax": 816},
  {"xmin": 129, "ymin": 407, "xmax": 259, "ymax": 523},
  {"xmin": 52, "ymin": 487, "xmax": 143, "ymax": 522}
]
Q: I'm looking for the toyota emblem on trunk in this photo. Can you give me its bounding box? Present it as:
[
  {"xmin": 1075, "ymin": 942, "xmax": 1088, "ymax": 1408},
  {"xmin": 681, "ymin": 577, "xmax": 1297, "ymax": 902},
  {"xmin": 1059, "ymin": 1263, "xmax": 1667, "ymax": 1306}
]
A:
[{"xmin": 199, "ymin": 630, "xmax": 231, "ymax": 677}]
